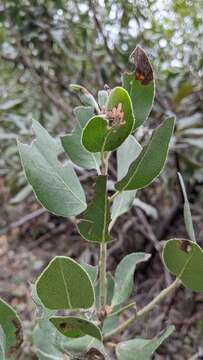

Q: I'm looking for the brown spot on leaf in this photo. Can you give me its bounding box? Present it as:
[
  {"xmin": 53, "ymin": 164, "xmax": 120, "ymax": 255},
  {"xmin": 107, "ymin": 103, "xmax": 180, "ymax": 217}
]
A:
[
  {"xmin": 59, "ymin": 322, "xmax": 67, "ymax": 330},
  {"xmin": 6, "ymin": 318, "xmax": 23, "ymax": 358},
  {"xmin": 58, "ymin": 321, "xmax": 78, "ymax": 332},
  {"xmin": 86, "ymin": 347, "xmax": 105, "ymax": 360},
  {"xmin": 130, "ymin": 46, "xmax": 154, "ymax": 85},
  {"xmin": 177, "ymin": 239, "xmax": 192, "ymax": 253}
]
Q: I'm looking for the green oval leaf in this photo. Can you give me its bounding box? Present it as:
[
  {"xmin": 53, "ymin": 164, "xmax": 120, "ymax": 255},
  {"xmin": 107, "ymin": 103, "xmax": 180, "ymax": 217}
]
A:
[
  {"xmin": 115, "ymin": 117, "xmax": 175, "ymax": 191},
  {"xmin": 50, "ymin": 316, "xmax": 102, "ymax": 341},
  {"xmin": 163, "ymin": 239, "xmax": 203, "ymax": 291},
  {"xmin": 31, "ymin": 284, "xmax": 56, "ymax": 320},
  {"xmin": 116, "ymin": 326, "xmax": 174, "ymax": 360},
  {"xmin": 82, "ymin": 87, "xmax": 135, "ymax": 152},
  {"xmin": 77, "ymin": 176, "xmax": 111, "ymax": 243},
  {"xmin": 123, "ymin": 72, "xmax": 155, "ymax": 130},
  {"xmin": 0, "ymin": 298, "xmax": 23, "ymax": 358},
  {"xmin": 112, "ymin": 253, "xmax": 151, "ymax": 306},
  {"xmin": 36, "ymin": 256, "xmax": 95, "ymax": 310},
  {"xmin": 18, "ymin": 120, "xmax": 87, "ymax": 217},
  {"xmin": 61, "ymin": 106, "xmax": 101, "ymax": 171}
]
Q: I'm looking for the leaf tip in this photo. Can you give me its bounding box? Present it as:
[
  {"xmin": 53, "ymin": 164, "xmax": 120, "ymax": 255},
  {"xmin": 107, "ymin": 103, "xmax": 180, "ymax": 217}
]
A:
[{"xmin": 129, "ymin": 45, "xmax": 154, "ymax": 85}]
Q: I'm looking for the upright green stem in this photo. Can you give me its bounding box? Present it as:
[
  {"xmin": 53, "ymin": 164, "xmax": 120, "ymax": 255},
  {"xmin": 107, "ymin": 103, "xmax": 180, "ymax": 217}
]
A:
[
  {"xmin": 104, "ymin": 278, "xmax": 181, "ymax": 340},
  {"xmin": 101, "ymin": 150, "xmax": 108, "ymax": 176},
  {"xmin": 99, "ymin": 242, "xmax": 107, "ymax": 308},
  {"xmin": 99, "ymin": 150, "xmax": 108, "ymax": 310}
]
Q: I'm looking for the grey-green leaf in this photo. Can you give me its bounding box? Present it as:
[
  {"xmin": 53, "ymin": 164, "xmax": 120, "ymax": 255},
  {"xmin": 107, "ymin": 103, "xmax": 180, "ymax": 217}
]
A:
[
  {"xmin": 116, "ymin": 326, "xmax": 174, "ymax": 360},
  {"xmin": 133, "ymin": 199, "xmax": 158, "ymax": 220},
  {"xmin": 178, "ymin": 172, "xmax": 196, "ymax": 242},
  {"xmin": 0, "ymin": 326, "xmax": 5, "ymax": 360},
  {"xmin": 70, "ymin": 84, "xmax": 99, "ymax": 112},
  {"xmin": 98, "ymin": 90, "xmax": 109, "ymax": 108},
  {"xmin": 77, "ymin": 176, "xmax": 111, "ymax": 243},
  {"xmin": 33, "ymin": 319, "xmax": 65, "ymax": 360},
  {"xmin": 36, "ymin": 256, "xmax": 94, "ymax": 310},
  {"xmin": 112, "ymin": 253, "xmax": 151, "ymax": 306},
  {"xmin": 34, "ymin": 321, "xmax": 108, "ymax": 359},
  {"xmin": 0, "ymin": 298, "xmax": 23, "ymax": 358},
  {"xmin": 63, "ymin": 336, "xmax": 109, "ymax": 359},
  {"xmin": 115, "ymin": 117, "xmax": 175, "ymax": 191},
  {"xmin": 50, "ymin": 316, "xmax": 102, "ymax": 341},
  {"xmin": 111, "ymin": 135, "xmax": 142, "ymax": 221},
  {"xmin": 18, "ymin": 120, "xmax": 87, "ymax": 217},
  {"xmin": 61, "ymin": 106, "xmax": 101, "ymax": 171},
  {"xmin": 117, "ymin": 136, "xmax": 142, "ymax": 181}
]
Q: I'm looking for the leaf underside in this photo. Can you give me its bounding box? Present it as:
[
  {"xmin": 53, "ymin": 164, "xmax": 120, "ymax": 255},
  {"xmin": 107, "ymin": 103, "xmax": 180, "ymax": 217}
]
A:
[
  {"xmin": 111, "ymin": 135, "xmax": 142, "ymax": 221},
  {"xmin": 61, "ymin": 106, "xmax": 101, "ymax": 171},
  {"xmin": 33, "ymin": 319, "xmax": 65, "ymax": 360},
  {"xmin": 116, "ymin": 326, "xmax": 174, "ymax": 360},
  {"xmin": 112, "ymin": 252, "xmax": 151, "ymax": 306},
  {"xmin": 18, "ymin": 120, "xmax": 86, "ymax": 217}
]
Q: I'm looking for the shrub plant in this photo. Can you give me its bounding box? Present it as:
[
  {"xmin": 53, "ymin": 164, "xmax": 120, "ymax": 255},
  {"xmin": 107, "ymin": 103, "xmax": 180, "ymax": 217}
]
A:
[{"xmin": 0, "ymin": 46, "xmax": 202, "ymax": 359}]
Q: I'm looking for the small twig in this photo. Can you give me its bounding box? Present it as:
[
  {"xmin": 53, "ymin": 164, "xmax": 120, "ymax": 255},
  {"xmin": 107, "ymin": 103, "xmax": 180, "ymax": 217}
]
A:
[
  {"xmin": 0, "ymin": 208, "xmax": 46, "ymax": 235},
  {"xmin": 174, "ymin": 309, "xmax": 203, "ymax": 328},
  {"xmin": 42, "ymin": 82, "xmax": 74, "ymax": 120},
  {"xmin": 104, "ymin": 278, "xmax": 181, "ymax": 340},
  {"xmin": 109, "ymin": 191, "xmax": 120, "ymax": 203},
  {"xmin": 136, "ymin": 208, "xmax": 161, "ymax": 252},
  {"xmin": 88, "ymin": 0, "xmax": 121, "ymax": 73},
  {"xmin": 108, "ymin": 217, "xmax": 117, "ymax": 232},
  {"xmin": 108, "ymin": 302, "xmax": 136, "ymax": 318}
]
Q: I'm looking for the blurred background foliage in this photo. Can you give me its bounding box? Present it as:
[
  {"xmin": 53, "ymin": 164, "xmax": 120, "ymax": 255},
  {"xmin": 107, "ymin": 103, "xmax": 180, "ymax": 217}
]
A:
[{"xmin": 0, "ymin": 0, "xmax": 202, "ymax": 207}]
